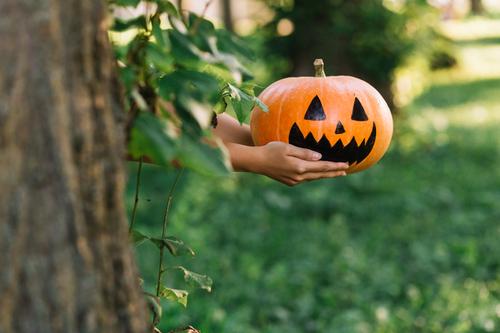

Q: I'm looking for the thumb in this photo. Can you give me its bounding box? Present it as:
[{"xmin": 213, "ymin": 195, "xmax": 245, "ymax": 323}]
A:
[{"xmin": 287, "ymin": 145, "xmax": 322, "ymax": 161}]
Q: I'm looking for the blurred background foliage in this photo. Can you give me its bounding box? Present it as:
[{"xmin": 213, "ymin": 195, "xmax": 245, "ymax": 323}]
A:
[{"xmin": 114, "ymin": 0, "xmax": 500, "ymax": 332}]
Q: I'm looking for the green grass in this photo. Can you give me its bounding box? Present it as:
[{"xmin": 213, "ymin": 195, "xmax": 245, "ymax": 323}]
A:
[{"xmin": 127, "ymin": 17, "xmax": 500, "ymax": 333}]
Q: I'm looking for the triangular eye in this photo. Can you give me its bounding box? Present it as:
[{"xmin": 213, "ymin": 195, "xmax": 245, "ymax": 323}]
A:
[
  {"xmin": 304, "ymin": 95, "xmax": 326, "ymax": 120},
  {"xmin": 351, "ymin": 97, "xmax": 368, "ymax": 121}
]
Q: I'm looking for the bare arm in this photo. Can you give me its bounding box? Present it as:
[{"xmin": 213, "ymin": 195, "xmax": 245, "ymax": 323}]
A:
[{"xmin": 212, "ymin": 113, "xmax": 254, "ymax": 146}]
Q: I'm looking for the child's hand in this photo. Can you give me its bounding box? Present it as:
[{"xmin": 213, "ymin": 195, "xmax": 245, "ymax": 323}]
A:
[
  {"xmin": 218, "ymin": 114, "xmax": 349, "ymax": 186},
  {"xmin": 252, "ymin": 142, "xmax": 348, "ymax": 186}
]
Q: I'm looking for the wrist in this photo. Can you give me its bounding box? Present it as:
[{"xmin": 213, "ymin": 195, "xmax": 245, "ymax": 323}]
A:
[
  {"xmin": 227, "ymin": 143, "xmax": 264, "ymax": 174},
  {"xmin": 243, "ymin": 145, "xmax": 265, "ymax": 174}
]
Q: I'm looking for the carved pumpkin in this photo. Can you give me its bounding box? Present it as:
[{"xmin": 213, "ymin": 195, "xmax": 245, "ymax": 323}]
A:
[{"xmin": 250, "ymin": 59, "xmax": 393, "ymax": 174}]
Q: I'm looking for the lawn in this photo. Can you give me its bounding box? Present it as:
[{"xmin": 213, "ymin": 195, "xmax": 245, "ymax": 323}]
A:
[{"xmin": 127, "ymin": 17, "xmax": 500, "ymax": 333}]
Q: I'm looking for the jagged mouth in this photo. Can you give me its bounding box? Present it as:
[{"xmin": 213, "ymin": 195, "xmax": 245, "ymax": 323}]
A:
[{"xmin": 288, "ymin": 123, "xmax": 376, "ymax": 165}]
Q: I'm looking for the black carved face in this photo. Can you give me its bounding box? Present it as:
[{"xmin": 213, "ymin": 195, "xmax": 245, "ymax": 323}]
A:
[{"xmin": 288, "ymin": 96, "xmax": 376, "ymax": 165}]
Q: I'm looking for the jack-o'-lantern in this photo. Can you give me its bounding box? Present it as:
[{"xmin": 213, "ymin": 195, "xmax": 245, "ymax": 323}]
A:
[{"xmin": 250, "ymin": 59, "xmax": 393, "ymax": 174}]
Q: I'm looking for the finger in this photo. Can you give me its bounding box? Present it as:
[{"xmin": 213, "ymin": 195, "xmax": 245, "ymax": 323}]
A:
[
  {"xmin": 300, "ymin": 170, "xmax": 347, "ymax": 181},
  {"xmin": 286, "ymin": 145, "xmax": 322, "ymax": 161},
  {"xmin": 280, "ymin": 177, "xmax": 299, "ymax": 187},
  {"xmin": 296, "ymin": 160, "xmax": 349, "ymax": 173},
  {"xmin": 268, "ymin": 175, "xmax": 299, "ymax": 187},
  {"xmin": 284, "ymin": 179, "xmax": 299, "ymax": 187}
]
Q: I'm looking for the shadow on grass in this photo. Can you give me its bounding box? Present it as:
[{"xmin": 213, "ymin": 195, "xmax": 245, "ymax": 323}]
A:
[{"xmin": 413, "ymin": 77, "xmax": 500, "ymax": 109}]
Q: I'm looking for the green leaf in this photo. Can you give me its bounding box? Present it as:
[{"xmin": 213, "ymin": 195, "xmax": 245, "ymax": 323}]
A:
[
  {"xmin": 112, "ymin": 0, "xmax": 141, "ymax": 7},
  {"xmin": 187, "ymin": 13, "xmax": 217, "ymax": 52},
  {"xmin": 159, "ymin": 287, "xmax": 188, "ymax": 307},
  {"xmin": 254, "ymin": 96, "xmax": 269, "ymax": 113},
  {"xmin": 146, "ymin": 42, "xmax": 174, "ymax": 73},
  {"xmin": 213, "ymin": 99, "xmax": 226, "ymax": 115},
  {"xmin": 118, "ymin": 66, "xmax": 137, "ymax": 91},
  {"xmin": 131, "ymin": 229, "xmax": 150, "ymax": 245},
  {"xmin": 174, "ymin": 266, "xmax": 213, "ymax": 292},
  {"xmin": 111, "ymin": 16, "xmax": 147, "ymax": 32},
  {"xmin": 112, "ymin": 44, "xmax": 129, "ymax": 61},
  {"xmin": 168, "ymin": 30, "xmax": 213, "ymax": 66},
  {"xmin": 224, "ymin": 84, "xmax": 255, "ymax": 123},
  {"xmin": 198, "ymin": 33, "xmax": 252, "ymax": 84},
  {"xmin": 144, "ymin": 293, "xmax": 162, "ymax": 326},
  {"xmin": 154, "ymin": 0, "xmax": 178, "ymax": 17},
  {"xmin": 188, "ymin": 13, "xmax": 216, "ymax": 36},
  {"xmin": 213, "ymin": 52, "xmax": 249, "ymax": 84},
  {"xmin": 196, "ymin": 63, "xmax": 236, "ymax": 83},
  {"xmin": 169, "ymin": 70, "xmax": 220, "ymax": 94},
  {"xmin": 151, "ymin": 16, "xmax": 171, "ymax": 51},
  {"xmin": 216, "ymin": 29, "xmax": 255, "ymax": 60},
  {"xmin": 176, "ymin": 134, "xmax": 231, "ymax": 176},
  {"xmin": 158, "ymin": 70, "xmax": 220, "ymax": 107},
  {"xmin": 222, "ymin": 84, "xmax": 268, "ymax": 124},
  {"xmin": 151, "ymin": 236, "xmax": 195, "ymax": 256},
  {"xmin": 128, "ymin": 113, "xmax": 176, "ymax": 167}
]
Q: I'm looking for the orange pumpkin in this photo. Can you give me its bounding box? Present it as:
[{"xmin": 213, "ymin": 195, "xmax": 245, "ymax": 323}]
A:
[{"xmin": 250, "ymin": 59, "xmax": 393, "ymax": 174}]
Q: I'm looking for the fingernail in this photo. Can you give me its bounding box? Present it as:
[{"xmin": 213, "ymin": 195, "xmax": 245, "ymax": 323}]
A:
[
  {"xmin": 342, "ymin": 172, "xmax": 347, "ymax": 176},
  {"xmin": 313, "ymin": 152, "xmax": 322, "ymax": 160}
]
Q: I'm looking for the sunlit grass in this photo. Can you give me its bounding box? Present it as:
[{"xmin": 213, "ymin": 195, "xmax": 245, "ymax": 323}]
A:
[
  {"xmin": 406, "ymin": 16, "xmax": 500, "ymax": 139},
  {"xmin": 439, "ymin": 16, "xmax": 500, "ymax": 41}
]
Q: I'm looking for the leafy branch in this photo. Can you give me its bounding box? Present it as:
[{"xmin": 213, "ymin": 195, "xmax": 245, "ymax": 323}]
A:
[{"xmin": 109, "ymin": 1, "xmax": 265, "ymax": 331}]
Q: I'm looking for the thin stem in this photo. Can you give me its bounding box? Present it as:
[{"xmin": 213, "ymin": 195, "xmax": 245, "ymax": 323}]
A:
[
  {"xmin": 314, "ymin": 58, "xmax": 326, "ymax": 77},
  {"xmin": 177, "ymin": 0, "xmax": 188, "ymax": 26},
  {"xmin": 129, "ymin": 157, "xmax": 143, "ymax": 233},
  {"xmin": 153, "ymin": 168, "xmax": 184, "ymax": 314},
  {"xmin": 190, "ymin": 0, "xmax": 214, "ymax": 34}
]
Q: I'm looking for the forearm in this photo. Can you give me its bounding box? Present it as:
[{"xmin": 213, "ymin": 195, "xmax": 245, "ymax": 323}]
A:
[
  {"xmin": 213, "ymin": 114, "xmax": 254, "ymax": 146},
  {"xmin": 225, "ymin": 143, "xmax": 262, "ymax": 173}
]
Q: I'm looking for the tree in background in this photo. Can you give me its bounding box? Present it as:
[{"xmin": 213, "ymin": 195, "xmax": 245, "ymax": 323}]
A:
[
  {"xmin": 222, "ymin": 0, "xmax": 234, "ymax": 32},
  {"xmin": 263, "ymin": 0, "xmax": 434, "ymax": 109},
  {"xmin": 470, "ymin": 0, "xmax": 484, "ymax": 14},
  {"xmin": 0, "ymin": 0, "xmax": 147, "ymax": 332}
]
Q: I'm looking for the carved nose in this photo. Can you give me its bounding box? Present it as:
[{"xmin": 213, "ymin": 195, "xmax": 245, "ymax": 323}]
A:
[{"xmin": 335, "ymin": 121, "xmax": 345, "ymax": 134}]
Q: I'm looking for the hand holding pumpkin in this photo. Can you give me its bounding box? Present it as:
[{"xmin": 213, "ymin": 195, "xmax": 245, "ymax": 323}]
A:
[
  {"xmin": 225, "ymin": 141, "xmax": 348, "ymax": 186},
  {"xmin": 255, "ymin": 142, "xmax": 349, "ymax": 186}
]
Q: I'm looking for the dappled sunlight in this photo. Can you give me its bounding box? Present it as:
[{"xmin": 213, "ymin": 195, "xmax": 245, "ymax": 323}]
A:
[
  {"xmin": 434, "ymin": 17, "xmax": 500, "ymax": 82},
  {"xmin": 432, "ymin": 44, "xmax": 500, "ymax": 82},
  {"xmin": 440, "ymin": 17, "xmax": 500, "ymax": 41},
  {"xmin": 400, "ymin": 15, "xmax": 500, "ymax": 154}
]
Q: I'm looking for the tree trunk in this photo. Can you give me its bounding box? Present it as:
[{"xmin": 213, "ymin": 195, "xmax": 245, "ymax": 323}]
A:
[
  {"xmin": 470, "ymin": 0, "xmax": 484, "ymax": 14},
  {"xmin": 221, "ymin": 0, "xmax": 234, "ymax": 32},
  {"xmin": 0, "ymin": 1, "xmax": 148, "ymax": 333}
]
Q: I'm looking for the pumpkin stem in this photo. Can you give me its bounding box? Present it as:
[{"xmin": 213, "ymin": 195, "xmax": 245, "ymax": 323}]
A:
[{"xmin": 314, "ymin": 58, "xmax": 326, "ymax": 77}]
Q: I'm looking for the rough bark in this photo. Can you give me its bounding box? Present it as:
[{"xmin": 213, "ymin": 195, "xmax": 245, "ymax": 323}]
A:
[{"xmin": 0, "ymin": 1, "xmax": 148, "ymax": 332}]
